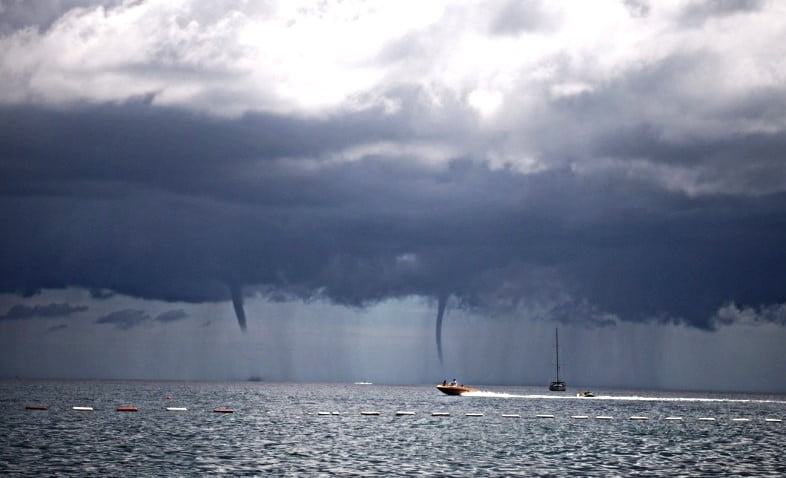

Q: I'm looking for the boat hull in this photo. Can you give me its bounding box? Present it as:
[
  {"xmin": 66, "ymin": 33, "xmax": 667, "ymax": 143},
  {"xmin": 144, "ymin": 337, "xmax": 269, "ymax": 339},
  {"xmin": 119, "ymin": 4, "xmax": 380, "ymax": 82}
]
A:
[
  {"xmin": 436, "ymin": 385, "xmax": 475, "ymax": 395},
  {"xmin": 549, "ymin": 381, "xmax": 566, "ymax": 392}
]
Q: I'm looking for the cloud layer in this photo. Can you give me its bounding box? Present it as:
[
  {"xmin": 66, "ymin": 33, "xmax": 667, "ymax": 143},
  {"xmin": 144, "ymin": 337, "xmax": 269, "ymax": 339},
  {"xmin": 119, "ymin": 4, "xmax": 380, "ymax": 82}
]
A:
[{"xmin": 1, "ymin": 0, "xmax": 786, "ymax": 331}]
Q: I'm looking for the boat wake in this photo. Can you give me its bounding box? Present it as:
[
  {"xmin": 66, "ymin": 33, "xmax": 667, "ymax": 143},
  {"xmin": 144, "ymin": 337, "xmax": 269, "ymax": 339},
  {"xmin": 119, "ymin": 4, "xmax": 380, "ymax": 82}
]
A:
[{"xmin": 460, "ymin": 390, "xmax": 786, "ymax": 405}]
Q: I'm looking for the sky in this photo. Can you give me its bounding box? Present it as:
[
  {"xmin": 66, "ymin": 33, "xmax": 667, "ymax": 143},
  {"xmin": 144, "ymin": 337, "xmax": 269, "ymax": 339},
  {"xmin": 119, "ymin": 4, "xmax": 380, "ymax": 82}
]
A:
[{"xmin": 1, "ymin": 0, "xmax": 785, "ymax": 392}]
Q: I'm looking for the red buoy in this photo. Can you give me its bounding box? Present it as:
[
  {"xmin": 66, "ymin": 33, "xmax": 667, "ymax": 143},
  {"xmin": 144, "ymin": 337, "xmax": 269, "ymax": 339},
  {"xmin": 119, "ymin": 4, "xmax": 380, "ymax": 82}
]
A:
[
  {"xmin": 213, "ymin": 407, "xmax": 234, "ymax": 413},
  {"xmin": 25, "ymin": 405, "xmax": 49, "ymax": 411},
  {"xmin": 116, "ymin": 406, "xmax": 138, "ymax": 412}
]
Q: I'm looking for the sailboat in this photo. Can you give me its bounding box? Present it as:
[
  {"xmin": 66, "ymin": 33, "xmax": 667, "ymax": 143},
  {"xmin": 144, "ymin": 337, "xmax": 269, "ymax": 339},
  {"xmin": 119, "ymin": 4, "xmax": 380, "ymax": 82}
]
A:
[{"xmin": 548, "ymin": 328, "xmax": 566, "ymax": 391}]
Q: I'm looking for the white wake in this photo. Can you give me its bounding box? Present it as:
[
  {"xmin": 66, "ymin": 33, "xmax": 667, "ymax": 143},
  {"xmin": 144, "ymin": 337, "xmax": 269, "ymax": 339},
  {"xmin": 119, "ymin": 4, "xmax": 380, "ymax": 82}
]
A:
[{"xmin": 460, "ymin": 390, "xmax": 786, "ymax": 405}]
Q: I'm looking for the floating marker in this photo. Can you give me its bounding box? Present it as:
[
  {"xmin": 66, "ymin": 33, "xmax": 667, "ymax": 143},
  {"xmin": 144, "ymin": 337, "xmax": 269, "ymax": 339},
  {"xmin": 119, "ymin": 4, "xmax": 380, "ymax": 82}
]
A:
[
  {"xmin": 502, "ymin": 414, "xmax": 521, "ymax": 418},
  {"xmin": 629, "ymin": 416, "xmax": 649, "ymax": 420},
  {"xmin": 731, "ymin": 418, "xmax": 750, "ymax": 422},
  {"xmin": 765, "ymin": 418, "xmax": 782, "ymax": 423},
  {"xmin": 25, "ymin": 405, "xmax": 48, "ymax": 411},
  {"xmin": 213, "ymin": 407, "xmax": 234, "ymax": 413},
  {"xmin": 166, "ymin": 407, "xmax": 187, "ymax": 411},
  {"xmin": 431, "ymin": 412, "xmax": 450, "ymax": 416},
  {"xmin": 466, "ymin": 413, "xmax": 484, "ymax": 417},
  {"xmin": 595, "ymin": 416, "xmax": 613, "ymax": 420},
  {"xmin": 331, "ymin": 411, "xmax": 340, "ymax": 415},
  {"xmin": 317, "ymin": 412, "xmax": 332, "ymax": 415},
  {"xmin": 73, "ymin": 406, "xmax": 93, "ymax": 411},
  {"xmin": 698, "ymin": 417, "xmax": 716, "ymax": 421},
  {"xmin": 664, "ymin": 417, "xmax": 683, "ymax": 421},
  {"xmin": 117, "ymin": 406, "xmax": 138, "ymax": 412},
  {"xmin": 360, "ymin": 411, "xmax": 380, "ymax": 416},
  {"xmin": 395, "ymin": 411, "xmax": 415, "ymax": 416},
  {"xmin": 536, "ymin": 414, "xmax": 555, "ymax": 418},
  {"xmin": 571, "ymin": 415, "xmax": 589, "ymax": 419}
]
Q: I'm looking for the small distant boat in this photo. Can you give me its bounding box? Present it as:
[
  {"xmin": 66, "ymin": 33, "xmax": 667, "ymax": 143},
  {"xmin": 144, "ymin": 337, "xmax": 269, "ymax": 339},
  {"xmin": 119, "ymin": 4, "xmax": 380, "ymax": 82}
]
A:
[
  {"xmin": 576, "ymin": 391, "xmax": 595, "ymax": 398},
  {"xmin": 436, "ymin": 383, "xmax": 476, "ymax": 395},
  {"xmin": 549, "ymin": 328, "xmax": 566, "ymax": 392},
  {"xmin": 354, "ymin": 382, "xmax": 373, "ymax": 385}
]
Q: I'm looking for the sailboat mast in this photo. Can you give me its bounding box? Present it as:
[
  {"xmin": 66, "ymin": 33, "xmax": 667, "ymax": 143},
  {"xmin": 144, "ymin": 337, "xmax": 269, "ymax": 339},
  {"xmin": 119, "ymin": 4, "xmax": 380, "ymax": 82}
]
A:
[{"xmin": 555, "ymin": 328, "xmax": 560, "ymax": 382}]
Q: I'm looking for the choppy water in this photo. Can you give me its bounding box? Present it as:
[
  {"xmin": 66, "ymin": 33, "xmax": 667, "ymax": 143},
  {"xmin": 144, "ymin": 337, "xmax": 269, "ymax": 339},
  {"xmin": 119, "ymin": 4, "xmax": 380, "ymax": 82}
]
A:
[{"xmin": 1, "ymin": 380, "xmax": 785, "ymax": 476}]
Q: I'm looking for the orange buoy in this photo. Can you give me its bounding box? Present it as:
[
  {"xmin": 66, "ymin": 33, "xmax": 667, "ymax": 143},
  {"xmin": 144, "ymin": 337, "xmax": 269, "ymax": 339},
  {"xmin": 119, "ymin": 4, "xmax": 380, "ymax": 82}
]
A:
[
  {"xmin": 213, "ymin": 407, "xmax": 234, "ymax": 413},
  {"xmin": 116, "ymin": 406, "xmax": 138, "ymax": 412},
  {"xmin": 25, "ymin": 405, "xmax": 49, "ymax": 411}
]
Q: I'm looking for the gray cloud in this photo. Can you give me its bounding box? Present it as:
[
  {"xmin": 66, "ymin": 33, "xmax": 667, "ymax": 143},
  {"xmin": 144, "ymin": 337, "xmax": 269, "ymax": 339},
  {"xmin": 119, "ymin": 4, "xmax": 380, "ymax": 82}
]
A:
[
  {"xmin": 155, "ymin": 309, "xmax": 189, "ymax": 323},
  {"xmin": 489, "ymin": 0, "xmax": 558, "ymax": 35},
  {"xmin": 0, "ymin": 0, "xmax": 124, "ymax": 35},
  {"xmin": 678, "ymin": 0, "xmax": 765, "ymax": 26},
  {"xmin": 1, "ymin": 303, "xmax": 88, "ymax": 320},
  {"xmin": 623, "ymin": 0, "xmax": 651, "ymax": 18},
  {"xmin": 95, "ymin": 309, "xmax": 150, "ymax": 329}
]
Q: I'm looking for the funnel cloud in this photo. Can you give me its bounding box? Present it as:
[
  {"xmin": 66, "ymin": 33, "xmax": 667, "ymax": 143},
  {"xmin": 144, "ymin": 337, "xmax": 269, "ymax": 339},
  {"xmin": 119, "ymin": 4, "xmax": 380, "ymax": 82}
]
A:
[
  {"xmin": 230, "ymin": 284, "xmax": 247, "ymax": 332},
  {"xmin": 435, "ymin": 295, "xmax": 448, "ymax": 365}
]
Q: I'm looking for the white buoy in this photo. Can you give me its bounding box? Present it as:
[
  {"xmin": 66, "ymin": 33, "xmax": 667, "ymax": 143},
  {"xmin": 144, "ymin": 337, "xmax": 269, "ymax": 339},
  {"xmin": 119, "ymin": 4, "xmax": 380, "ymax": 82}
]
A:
[
  {"xmin": 317, "ymin": 412, "xmax": 332, "ymax": 416},
  {"xmin": 72, "ymin": 406, "xmax": 93, "ymax": 411},
  {"xmin": 466, "ymin": 413, "xmax": 484, "ymax": 417},
  {"xmin": 501, "ymin": 414, "xmax": 521, "ymax": 418},
  {"xmin": 395, "ymin": 411, "xmax": 415, "ymax": 416},
  {"xmin": 765, "ymin": 418, "xmax": 782, "ymax": 423},
  {"xmin": 571, "ymin": 415, "xmax": 589, "ymax": 419},
  {"xmin": 664, "ymin": 417, "xmax": 683, "ymax": 421},
  {"xmin": 432, "ymin": 412, "xmax": 450, "ymax": 416},
  {"xmin": 629, "ymin": 416, "xmax": 649, "ymax": 420},
  {"xmin": 698, "ymin": 417, "xmax": 716, "ymax": 421},
  {"xmin": 731, "ymin": 418, "xmax": 750, "ymax": 422},
  {"xmin": 331, "ymin": 411, "xmax": 340, "ymax": 415},
  {"xmin": 595, "ymin": 416, "xmax": 613, "ymax": 420},
  {"xmin": 360, "ymin": 411, "xmax": 380, "ymax": 416},
  {"xmin": 166, "ymin": 407, "xmax": 187, "ymax": 411},
  {"xmin": 536, "ymin": 414, "xmax": 555, "ymax": 418}
]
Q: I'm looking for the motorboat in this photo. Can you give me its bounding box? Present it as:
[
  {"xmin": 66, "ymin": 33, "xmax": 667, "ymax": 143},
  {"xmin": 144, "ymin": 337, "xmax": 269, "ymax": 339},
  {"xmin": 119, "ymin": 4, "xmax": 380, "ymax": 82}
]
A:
[
  {"xmin": 435, "ymin": 383, "xmax": 476, "ymax": 395},
  {"xmin": 576, "ymin": 391, "xmax": 595, "ymax": 398}
]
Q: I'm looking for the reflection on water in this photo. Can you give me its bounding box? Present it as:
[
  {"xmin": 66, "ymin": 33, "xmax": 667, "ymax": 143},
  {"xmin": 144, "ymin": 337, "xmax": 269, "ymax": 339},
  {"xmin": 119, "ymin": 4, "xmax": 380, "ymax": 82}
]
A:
[{"xmin": 1, "ymin": 381, "xmax": 784, "ymax": 476}]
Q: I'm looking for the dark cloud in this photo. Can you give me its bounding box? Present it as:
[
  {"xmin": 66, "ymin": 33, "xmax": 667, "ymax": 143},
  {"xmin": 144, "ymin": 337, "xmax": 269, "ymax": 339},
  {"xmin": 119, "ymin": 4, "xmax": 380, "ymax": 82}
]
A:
[
  {"xmin": 95, "ymin": 309, "xmax": 150, "ymax": 329},
  {"xmin": 1, "ymin": 303, "xmax": 88, "ymax": 320},
  {"xmin": 1, "ymin": 99, "xmax": 785, "ymax": 332},
  {"xmin": 155, "ymin": 309, "xmax": 189, "ymax": 323}
]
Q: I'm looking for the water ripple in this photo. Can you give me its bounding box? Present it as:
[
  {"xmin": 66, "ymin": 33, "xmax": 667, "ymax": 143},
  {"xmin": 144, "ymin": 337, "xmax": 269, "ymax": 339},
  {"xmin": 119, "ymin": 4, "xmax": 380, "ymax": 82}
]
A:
[{"xmin": 1, "ymin": 381, "xmax": 785, "ymax": 476}]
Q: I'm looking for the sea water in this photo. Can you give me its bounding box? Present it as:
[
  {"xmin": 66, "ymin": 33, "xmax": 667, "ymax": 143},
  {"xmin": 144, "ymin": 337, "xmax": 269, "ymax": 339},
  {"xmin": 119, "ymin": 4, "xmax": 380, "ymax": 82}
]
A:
[{"xmin": 1, "ymin": 380, "xmax": 785, "ymax": 476}]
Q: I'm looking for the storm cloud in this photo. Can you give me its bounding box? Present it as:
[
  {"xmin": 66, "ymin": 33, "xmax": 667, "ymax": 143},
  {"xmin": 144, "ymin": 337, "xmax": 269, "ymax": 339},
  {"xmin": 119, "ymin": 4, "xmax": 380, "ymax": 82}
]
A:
[{"xmin": 1, "ymin": 0, "xmax": 786, "ymax": 337}]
